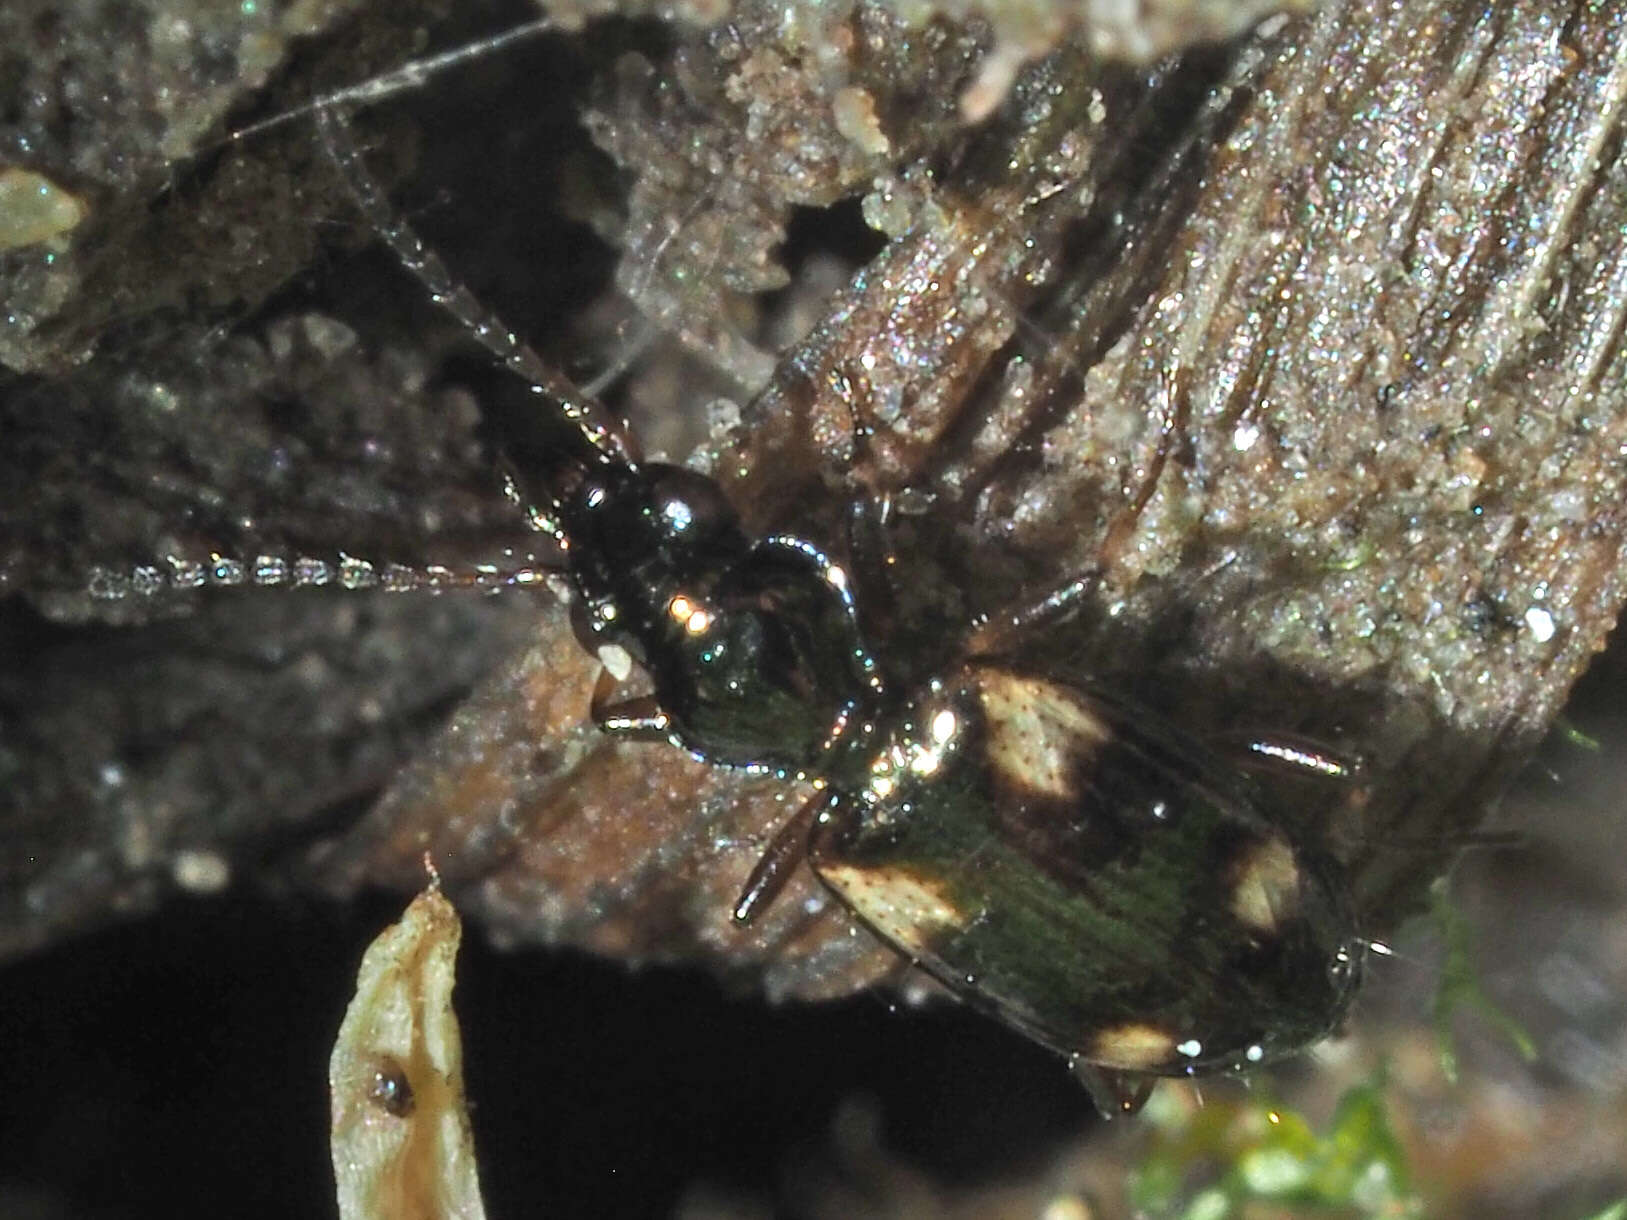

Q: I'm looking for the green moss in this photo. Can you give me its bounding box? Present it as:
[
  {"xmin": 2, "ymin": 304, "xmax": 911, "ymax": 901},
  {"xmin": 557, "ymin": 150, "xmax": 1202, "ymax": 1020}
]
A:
[{"xmin": 1129, "ymin": 1079, "xmax": 1421, "ymax": 1218}]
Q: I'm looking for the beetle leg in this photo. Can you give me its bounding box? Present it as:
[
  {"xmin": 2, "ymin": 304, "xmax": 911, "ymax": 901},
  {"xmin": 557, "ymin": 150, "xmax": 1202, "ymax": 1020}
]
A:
[
  {"xmin": 1068, "ymin": 1059, "xmax": 1156, "ymax": 1119},
  {"xmin": 1227, "ymin": 733, "xmax": 1521, "ymax": 851},
  {"xmin": 965, "ymin": 568, "xmax": 1105, "ymax": 655},
  {"xmin": 969, "ymin": 362, "xmax": 1192, "ymax": 656},
  {"xmin": 732, "ymin": 789, "xmax": 835, "ymax": 924},
  {"xmin": 1222, "ymin": 731, "xmax": 1365, "ymax": 783},
  {"xmin": 589, "ymin": 668, "xmax": 672, "ymax": 741},
  {"xmin": 316, "ymin": 105, "xmax": 638, "ymax": 475},
  {"xmin": 845, "ymin": 494, "xmax": 900, "ymax": 640}
]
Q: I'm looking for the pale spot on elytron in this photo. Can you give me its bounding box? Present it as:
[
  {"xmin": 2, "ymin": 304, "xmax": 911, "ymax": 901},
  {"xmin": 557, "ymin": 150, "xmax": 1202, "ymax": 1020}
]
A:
[
  {"xmin": 1090, "ymin": 1022, "xmax": 1178, "ymax": 1071},
  {"xmin": 975, "ymin": 670, "xmax": 1112, "ymax": 800},
  {"xmin": 1229, "ymin": 835, "xmax": 1302, "ymax": 934},
  {"xmin": 816, "ymin": 864, "xmax": 964, "ymax": 957}
]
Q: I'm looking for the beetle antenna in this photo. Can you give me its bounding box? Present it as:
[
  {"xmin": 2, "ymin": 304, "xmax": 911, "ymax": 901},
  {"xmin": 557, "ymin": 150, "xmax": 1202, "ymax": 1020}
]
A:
[
  {"xmin": 1356, "ymin": 827, "xmax": 1527, "ymax": 854},
  {"xmin": 84, "ymin": 551, "xmax": 556, "ymax": 600},
  {"xmin": 228, "ymin": 17, "xmax": 559, "ymax": 145},
  {"xmin": 313, "ymin": 105, "xmax": 637, "ymax": 471}
]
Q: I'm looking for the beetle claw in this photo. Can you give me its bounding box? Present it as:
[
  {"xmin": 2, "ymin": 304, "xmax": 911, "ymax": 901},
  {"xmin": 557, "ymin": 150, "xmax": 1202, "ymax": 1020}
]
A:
[{"xmin": 1069, "ymin": 1060, "xmax": 1155, "ymax": 1120}]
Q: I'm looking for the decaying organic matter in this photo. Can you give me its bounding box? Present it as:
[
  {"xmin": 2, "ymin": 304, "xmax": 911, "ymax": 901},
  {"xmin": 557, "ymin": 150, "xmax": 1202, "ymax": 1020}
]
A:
[{"xmin": 331, "ymin": 881, "xmax": 488, "ymax": 1220}]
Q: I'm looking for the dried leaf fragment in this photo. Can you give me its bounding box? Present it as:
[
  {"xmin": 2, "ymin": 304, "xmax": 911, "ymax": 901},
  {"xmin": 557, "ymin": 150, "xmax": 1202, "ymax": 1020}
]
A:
[{"xmin": 330, "ymin": 883, "xmax": 488, "ymax": 1220}]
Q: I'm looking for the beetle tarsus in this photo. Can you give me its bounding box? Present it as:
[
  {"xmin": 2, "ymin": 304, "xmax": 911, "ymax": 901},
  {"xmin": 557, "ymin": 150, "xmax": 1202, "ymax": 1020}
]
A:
[{"xmin": 1069, "ymin": 1059, "xmax": 1155, "ymax": 1119}]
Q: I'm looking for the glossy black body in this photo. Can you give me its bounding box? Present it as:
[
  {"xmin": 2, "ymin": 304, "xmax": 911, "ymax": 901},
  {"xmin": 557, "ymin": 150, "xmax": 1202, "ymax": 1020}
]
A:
[{"xmin": 554, "ymin": 461, "xmax": 883, "ymax": 773}]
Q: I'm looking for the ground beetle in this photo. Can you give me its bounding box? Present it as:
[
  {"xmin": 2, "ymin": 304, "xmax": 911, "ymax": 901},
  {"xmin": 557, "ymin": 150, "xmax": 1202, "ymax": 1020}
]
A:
[{"xmin": 112, "ymin": 103, "xmax": 1367, "ymax": 1115}]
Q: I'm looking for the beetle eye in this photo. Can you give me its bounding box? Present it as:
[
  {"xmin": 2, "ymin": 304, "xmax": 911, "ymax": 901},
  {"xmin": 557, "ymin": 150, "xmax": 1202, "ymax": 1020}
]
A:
[{"xmin": 647, "ymin": 466, "xmax": 737, "ymax": 539}]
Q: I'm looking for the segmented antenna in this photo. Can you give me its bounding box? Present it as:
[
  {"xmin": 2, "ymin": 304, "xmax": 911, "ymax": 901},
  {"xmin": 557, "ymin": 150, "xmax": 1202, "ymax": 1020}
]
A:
[
  {"xmin": 228, "ymin": 17, "xmax": 558, "ymax": 144},
  {"xmin": 313, "ymin": 106, "xmax": 636, "ymax": 473},
  {"xmin": 86, "ymin": 553, "xmax": 551, "ymax": 600}
]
